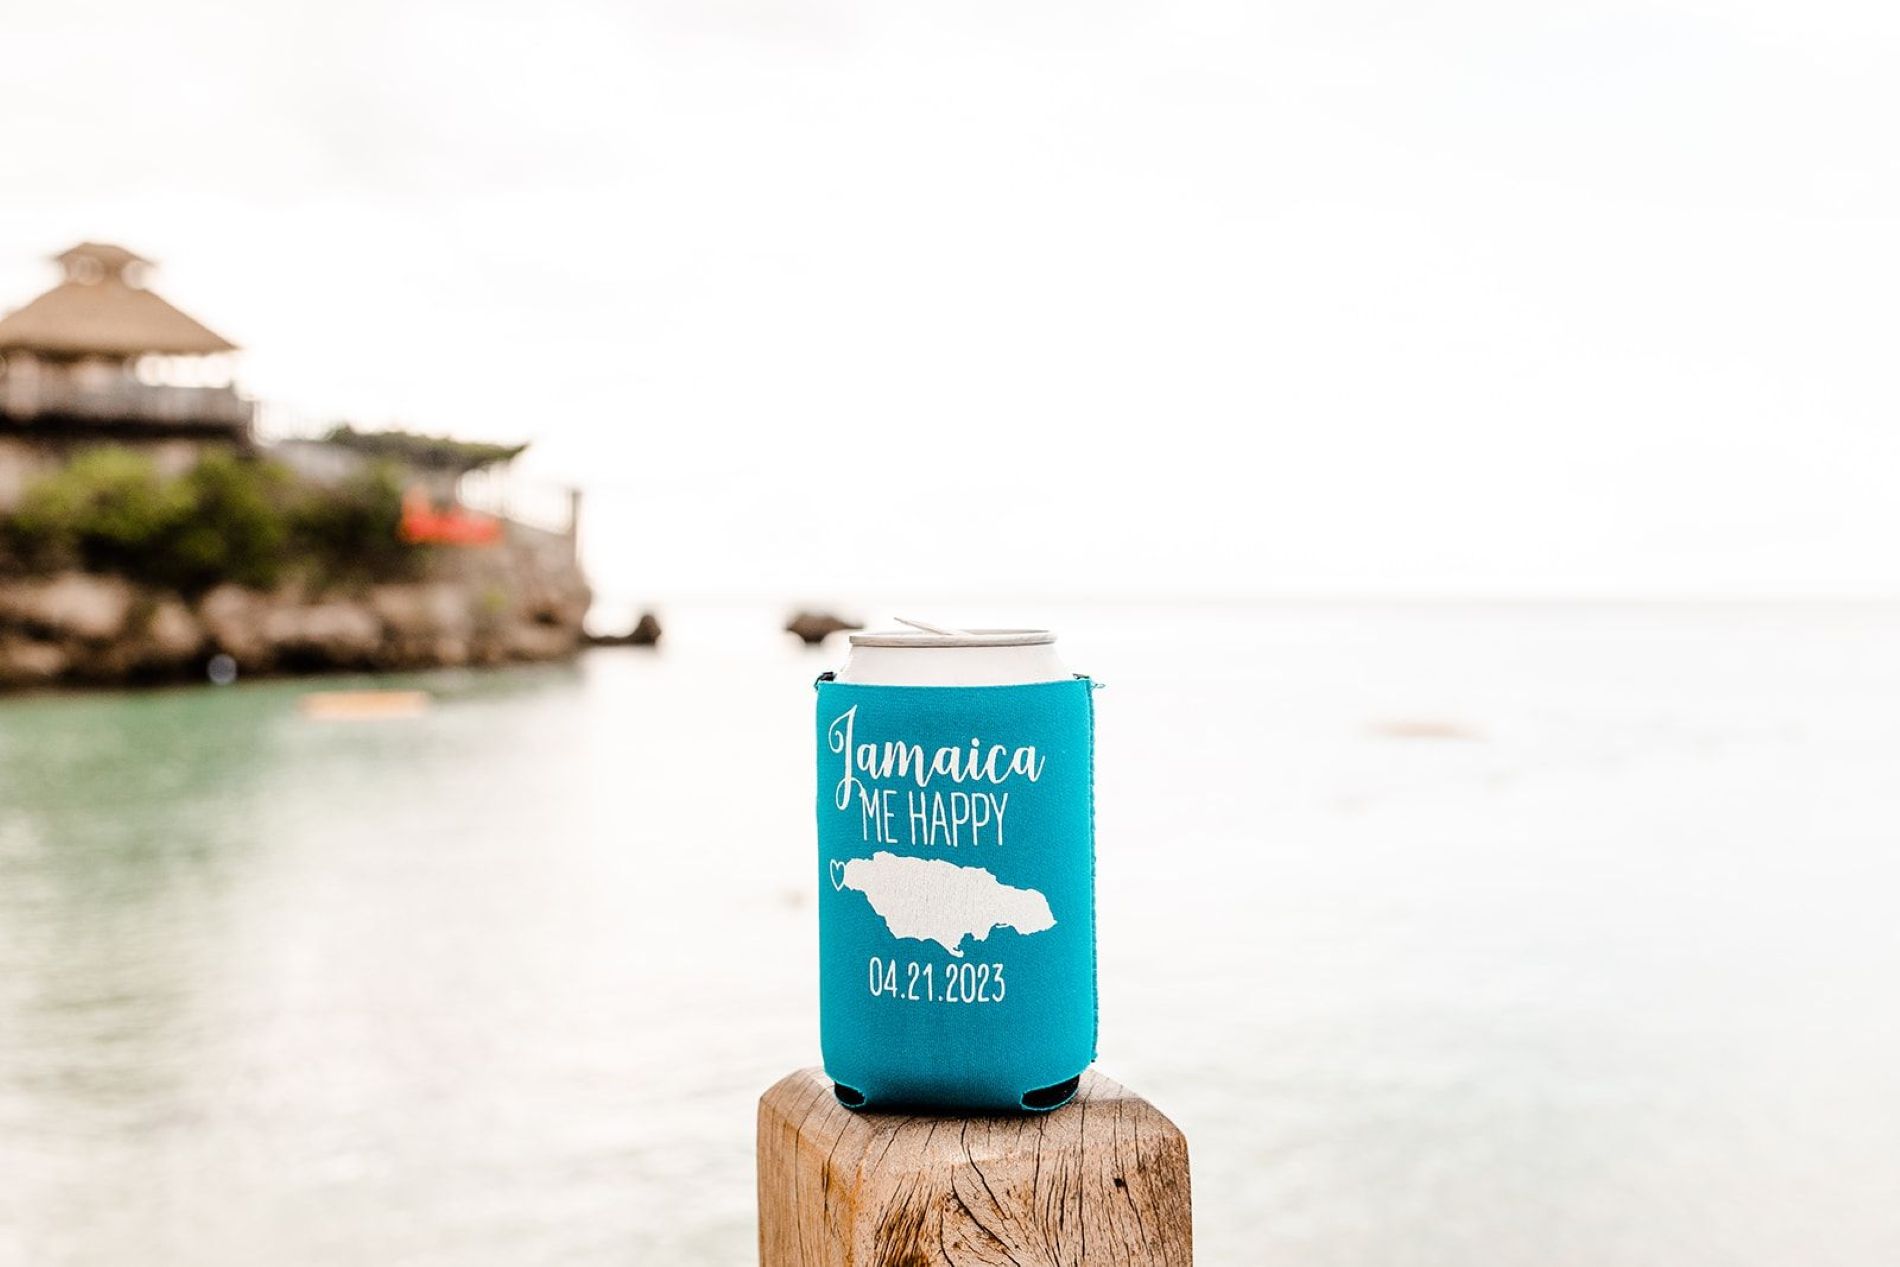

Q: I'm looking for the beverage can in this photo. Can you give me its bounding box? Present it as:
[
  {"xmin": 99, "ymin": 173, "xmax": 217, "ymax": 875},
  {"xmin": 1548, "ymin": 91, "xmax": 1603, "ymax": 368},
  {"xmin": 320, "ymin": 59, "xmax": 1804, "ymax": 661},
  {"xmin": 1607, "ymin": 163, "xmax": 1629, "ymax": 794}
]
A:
[
  {"xmin": 835, "ymin": 627, "xmax": 1069, "ymax": 686},
  {"xmin": 815, "ymin": 622, "xmax": 1097, "ymax": 1111}
]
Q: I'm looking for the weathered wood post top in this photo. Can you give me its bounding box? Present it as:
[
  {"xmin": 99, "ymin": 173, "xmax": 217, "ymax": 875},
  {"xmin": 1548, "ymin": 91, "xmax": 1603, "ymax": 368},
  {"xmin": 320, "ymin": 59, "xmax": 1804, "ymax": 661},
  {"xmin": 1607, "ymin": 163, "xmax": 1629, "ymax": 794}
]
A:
[{"xmin": 758, "ymin": 1067, "xmax": 1192, "ymax": 1266}]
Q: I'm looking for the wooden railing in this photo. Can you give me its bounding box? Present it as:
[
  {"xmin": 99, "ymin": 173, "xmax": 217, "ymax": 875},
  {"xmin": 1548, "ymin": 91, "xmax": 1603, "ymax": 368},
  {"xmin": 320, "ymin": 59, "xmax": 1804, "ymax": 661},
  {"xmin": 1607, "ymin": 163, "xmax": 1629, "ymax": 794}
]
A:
[{"xmin": 0, "ymin": 379, "xmax": 253, "ymax": 429}]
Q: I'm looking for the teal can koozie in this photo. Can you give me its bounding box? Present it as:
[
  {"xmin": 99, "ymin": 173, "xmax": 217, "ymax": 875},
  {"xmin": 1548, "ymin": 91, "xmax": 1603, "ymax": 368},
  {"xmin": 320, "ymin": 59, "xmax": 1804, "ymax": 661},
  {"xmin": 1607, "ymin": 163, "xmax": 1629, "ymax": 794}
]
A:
[{"xmin": 814, "ymin": 627, "xmax": 1096, "ymax": 1112}]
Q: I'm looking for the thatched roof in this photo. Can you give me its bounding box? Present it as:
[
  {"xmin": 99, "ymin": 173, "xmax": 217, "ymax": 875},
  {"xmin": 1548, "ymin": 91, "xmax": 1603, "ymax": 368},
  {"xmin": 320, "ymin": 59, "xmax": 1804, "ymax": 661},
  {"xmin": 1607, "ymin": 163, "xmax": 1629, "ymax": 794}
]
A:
[
  {"xmin": 0, "ymin": 243, "xmax": 237, "ymax": 358},
  {"xmin": 55, "ymin": 242, "xmax": 152, "ymax": 274}
]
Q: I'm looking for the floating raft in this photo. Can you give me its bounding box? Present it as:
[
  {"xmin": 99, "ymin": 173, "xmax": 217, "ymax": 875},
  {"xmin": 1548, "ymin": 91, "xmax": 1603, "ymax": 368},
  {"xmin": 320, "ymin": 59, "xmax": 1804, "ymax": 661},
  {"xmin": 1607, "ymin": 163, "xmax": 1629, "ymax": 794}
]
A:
[{"xmin": 298, "ymin": 690, "xmax": 431, "ymax": 721}]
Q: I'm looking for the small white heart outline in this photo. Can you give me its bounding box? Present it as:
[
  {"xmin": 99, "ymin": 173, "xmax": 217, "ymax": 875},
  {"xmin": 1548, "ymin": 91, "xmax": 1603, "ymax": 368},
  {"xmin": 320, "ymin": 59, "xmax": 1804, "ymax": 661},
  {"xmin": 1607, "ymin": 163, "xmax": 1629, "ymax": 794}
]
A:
[{"xmin": 829, "ymin": 859, "xmax": 848, "ymax": 891}]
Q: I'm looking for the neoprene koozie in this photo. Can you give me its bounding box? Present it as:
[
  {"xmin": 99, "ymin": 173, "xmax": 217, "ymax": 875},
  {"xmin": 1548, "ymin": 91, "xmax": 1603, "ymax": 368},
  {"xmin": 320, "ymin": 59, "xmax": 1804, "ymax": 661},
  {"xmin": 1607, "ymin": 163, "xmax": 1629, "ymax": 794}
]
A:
[{"xmin": 815, "ymin": 677, "xmax": 1096, "ymax": 1112}]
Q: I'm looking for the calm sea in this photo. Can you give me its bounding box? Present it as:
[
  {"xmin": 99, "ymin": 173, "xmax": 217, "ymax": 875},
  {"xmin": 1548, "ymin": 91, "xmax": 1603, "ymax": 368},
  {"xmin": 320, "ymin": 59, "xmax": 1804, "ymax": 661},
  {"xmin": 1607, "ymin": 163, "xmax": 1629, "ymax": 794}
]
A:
[{"xmin": 1, "ymin": 602, "xmax": 1896, "ymax": 1266}]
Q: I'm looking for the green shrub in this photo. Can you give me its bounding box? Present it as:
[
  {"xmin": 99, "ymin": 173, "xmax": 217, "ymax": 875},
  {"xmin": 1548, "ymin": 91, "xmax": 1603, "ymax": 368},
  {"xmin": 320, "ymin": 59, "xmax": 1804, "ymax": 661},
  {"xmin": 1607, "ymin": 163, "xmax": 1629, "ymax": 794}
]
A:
[
  {"xmin": 172, "ymin": 449, "xmax": 293, "ymax": 590},
  {"xmin": 0, "ymin": 446, "xmax": 427, "ymax": 592},
  {"xmin": 7, "ymin": 448, "xmax": 198, "ymax": 583},
  {"xmin": 288, "ymin": 461, "xmax": 420, "ymax": 586}
]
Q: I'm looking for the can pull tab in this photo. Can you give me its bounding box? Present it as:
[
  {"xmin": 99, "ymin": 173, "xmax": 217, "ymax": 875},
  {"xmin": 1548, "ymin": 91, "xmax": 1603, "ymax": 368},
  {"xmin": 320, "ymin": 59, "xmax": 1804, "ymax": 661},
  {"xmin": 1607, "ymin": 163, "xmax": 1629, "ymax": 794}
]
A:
[{"xmin": 893, "ymin": 616, "xmax": 970, "ymax": 637}]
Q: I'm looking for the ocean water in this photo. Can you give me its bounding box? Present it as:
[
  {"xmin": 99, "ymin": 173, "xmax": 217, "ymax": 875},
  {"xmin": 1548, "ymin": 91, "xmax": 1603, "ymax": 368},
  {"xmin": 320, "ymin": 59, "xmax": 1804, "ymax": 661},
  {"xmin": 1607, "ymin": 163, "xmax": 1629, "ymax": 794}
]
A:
[{"xmin": 1, "ymin": 602, "xmax": 1896, "ymax": 1266}]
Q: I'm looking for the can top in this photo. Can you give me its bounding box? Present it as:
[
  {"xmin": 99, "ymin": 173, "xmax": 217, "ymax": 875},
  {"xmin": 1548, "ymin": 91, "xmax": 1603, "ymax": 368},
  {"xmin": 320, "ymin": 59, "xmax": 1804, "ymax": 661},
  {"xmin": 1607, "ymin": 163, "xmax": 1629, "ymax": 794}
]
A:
[{"xmin": 847, "ymin": 627, "xmax": 1055, "ymax": 649}]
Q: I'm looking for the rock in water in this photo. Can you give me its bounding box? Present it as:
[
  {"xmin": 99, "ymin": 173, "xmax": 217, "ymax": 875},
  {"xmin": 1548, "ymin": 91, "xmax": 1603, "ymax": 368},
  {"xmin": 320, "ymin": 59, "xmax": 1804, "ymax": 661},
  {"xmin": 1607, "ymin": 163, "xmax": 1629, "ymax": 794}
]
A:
[
  {"xmin": 627, "ymin": 611, "xmax": 662, "ymax": 645},
  {"xmin": 785, "ymin": 610, "xmax": 861, "ymax": 645},
  {"xmin": 586, "ymin": 611, "xmax": 662, "ymax": 647}
]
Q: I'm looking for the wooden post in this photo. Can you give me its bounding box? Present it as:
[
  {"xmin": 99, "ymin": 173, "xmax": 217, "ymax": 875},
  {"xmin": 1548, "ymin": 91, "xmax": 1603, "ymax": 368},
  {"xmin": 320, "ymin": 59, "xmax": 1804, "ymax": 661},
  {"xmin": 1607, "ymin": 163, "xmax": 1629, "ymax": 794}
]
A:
[{"xmin": 757, "ymin": 1067, "xmax": 1192, "ymax": 1266}]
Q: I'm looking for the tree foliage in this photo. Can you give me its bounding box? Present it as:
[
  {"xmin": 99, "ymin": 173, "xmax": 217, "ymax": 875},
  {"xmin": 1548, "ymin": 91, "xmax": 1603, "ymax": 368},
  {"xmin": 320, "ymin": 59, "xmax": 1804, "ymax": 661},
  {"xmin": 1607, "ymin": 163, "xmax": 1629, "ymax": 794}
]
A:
[{"xmin": 0, "ymin": 446, "xmax": 426, "ymax": 592}]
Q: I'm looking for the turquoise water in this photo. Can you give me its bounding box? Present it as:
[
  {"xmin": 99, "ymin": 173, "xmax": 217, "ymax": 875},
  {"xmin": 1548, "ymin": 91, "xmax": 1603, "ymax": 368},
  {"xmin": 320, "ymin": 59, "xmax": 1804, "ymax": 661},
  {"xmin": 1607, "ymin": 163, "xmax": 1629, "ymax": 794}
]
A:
[{"xmin": 2, "ymin": 604, "xmax": 1898, "ymax": 1265}]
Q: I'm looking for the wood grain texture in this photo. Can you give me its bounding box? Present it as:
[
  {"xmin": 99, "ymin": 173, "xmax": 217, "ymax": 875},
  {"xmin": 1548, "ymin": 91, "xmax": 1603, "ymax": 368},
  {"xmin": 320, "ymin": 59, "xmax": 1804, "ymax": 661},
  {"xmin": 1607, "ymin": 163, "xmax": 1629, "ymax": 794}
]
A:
[{"xmin": 757, "ymin": 1068, "xmax": 1191, "ymax": 1267}]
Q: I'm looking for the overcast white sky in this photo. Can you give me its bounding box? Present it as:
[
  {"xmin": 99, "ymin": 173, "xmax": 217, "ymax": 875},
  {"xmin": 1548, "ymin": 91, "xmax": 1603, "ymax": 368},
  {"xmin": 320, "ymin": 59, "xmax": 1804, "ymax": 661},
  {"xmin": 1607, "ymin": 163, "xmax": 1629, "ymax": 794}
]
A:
[{"xmin": 1, "ymin": 0, "xmax": 1895, "ymax": 603}]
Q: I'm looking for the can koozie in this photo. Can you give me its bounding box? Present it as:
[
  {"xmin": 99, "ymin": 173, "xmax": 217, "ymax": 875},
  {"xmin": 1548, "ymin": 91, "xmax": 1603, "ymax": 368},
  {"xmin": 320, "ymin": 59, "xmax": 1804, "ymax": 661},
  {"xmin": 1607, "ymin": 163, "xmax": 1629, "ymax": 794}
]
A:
[{"xmin": 814, "ymin": 676, "xmax": 1097, "ymax": 1111}]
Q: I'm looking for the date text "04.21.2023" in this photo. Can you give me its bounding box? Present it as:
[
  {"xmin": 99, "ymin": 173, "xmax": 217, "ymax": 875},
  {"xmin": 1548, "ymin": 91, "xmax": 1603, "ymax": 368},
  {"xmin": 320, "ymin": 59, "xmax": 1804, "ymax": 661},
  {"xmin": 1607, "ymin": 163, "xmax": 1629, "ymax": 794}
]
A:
[{"xmin": 868, "ymin": 957, "xmax": 1006, "ymax": 1003}]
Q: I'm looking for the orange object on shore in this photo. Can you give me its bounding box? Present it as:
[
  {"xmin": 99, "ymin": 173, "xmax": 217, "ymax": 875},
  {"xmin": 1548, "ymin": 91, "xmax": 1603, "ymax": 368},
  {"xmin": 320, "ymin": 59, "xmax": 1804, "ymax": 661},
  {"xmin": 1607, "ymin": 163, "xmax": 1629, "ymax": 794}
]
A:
[
  {"xmin": 299, "ymin": 690, "xmax": 431, "ymax": 720},
  {"xmin": 400, "ymin": 488, "xmax": 502, "ymax": 546}
]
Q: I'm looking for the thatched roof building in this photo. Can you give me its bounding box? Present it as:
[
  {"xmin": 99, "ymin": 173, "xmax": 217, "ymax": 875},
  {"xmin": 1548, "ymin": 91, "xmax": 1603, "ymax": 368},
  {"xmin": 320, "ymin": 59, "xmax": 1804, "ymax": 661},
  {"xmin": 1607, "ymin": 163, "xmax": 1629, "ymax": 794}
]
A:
[
  {"xmin": 0, "ymin": 243, "xmax": 250, "ymax": 436},
  {"xmin": 0, "ymin": 243, "xmax": 238, "ymax": 358}
]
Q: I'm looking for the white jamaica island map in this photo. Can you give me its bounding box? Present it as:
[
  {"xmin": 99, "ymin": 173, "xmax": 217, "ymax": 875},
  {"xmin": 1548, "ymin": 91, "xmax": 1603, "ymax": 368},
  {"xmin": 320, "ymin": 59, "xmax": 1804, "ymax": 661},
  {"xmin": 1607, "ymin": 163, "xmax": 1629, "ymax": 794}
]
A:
[{"xmin": 831, "ymin": 851, "xmax": 1055, "ymax": 957}]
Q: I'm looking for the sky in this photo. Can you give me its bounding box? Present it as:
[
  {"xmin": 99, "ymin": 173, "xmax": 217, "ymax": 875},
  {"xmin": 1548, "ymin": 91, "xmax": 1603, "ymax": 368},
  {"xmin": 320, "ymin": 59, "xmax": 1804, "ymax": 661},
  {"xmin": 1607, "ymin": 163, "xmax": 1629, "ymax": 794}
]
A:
[{"xmin": 1, "ymin": 0, "xmax": 1895, "ymax": 604}]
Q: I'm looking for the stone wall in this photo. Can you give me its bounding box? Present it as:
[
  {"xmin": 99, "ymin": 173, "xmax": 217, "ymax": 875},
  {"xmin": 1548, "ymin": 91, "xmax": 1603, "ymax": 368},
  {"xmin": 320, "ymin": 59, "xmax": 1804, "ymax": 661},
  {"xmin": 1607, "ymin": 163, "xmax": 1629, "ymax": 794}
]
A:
[{"xmin": 0, "ymin": 525, "xmax": 591, "ymax": 689}]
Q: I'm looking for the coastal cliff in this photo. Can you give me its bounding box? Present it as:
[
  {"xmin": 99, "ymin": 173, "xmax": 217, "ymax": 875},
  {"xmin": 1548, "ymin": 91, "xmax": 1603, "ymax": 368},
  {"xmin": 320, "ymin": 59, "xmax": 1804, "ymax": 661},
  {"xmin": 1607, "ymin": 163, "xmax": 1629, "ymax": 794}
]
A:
[
  {"xmin": 0, "ymin": 529, "xmax": 589, "ymax": 688},
  {"xmin": 0, "ymin": 435, "xmax": 591, "ymax": 690},
  {"xmin": 0, "ymin": 245, "xmax": 596, "ymax": 690}
]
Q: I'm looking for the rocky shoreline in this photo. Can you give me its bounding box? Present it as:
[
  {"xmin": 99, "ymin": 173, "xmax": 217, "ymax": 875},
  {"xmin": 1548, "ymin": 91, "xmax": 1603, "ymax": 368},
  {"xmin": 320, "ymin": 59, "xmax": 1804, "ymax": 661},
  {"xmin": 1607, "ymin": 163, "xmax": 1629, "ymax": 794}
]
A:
[{"xmin": 0, "ymin": 568, "xmax": 590, "ymax": 689}]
